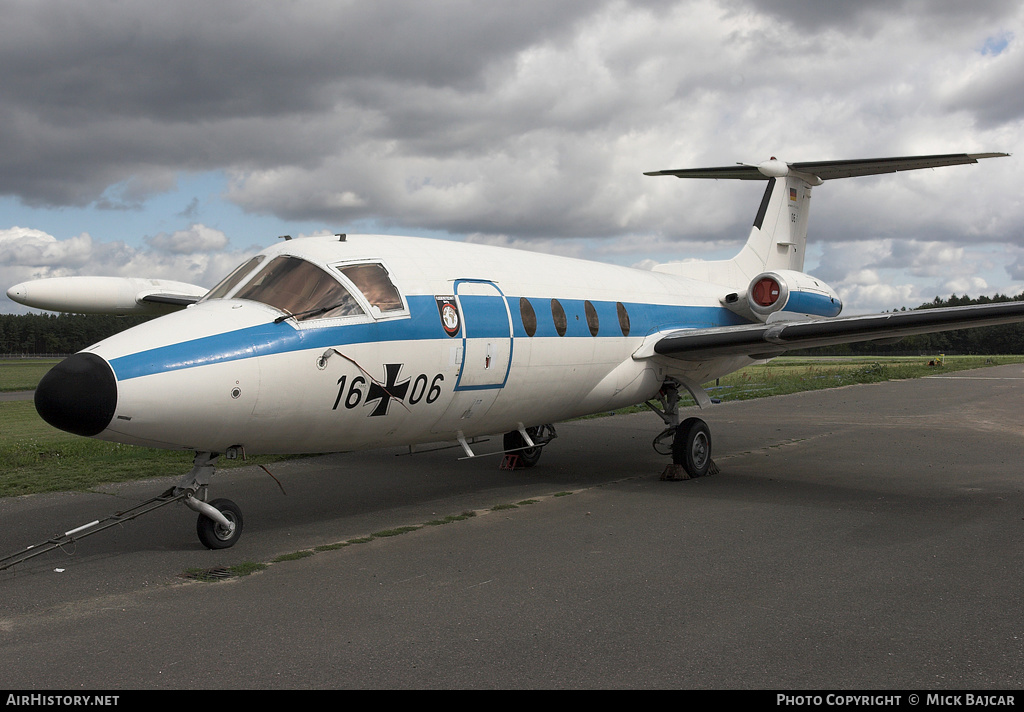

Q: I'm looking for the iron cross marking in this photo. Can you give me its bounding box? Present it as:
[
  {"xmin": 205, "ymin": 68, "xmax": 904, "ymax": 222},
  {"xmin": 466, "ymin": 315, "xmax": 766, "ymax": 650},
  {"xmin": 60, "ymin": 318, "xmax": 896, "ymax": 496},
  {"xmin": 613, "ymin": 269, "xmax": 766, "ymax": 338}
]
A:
[{"xmin": 365, "ymin": 363, "xmax": 410, "ymax": 417}]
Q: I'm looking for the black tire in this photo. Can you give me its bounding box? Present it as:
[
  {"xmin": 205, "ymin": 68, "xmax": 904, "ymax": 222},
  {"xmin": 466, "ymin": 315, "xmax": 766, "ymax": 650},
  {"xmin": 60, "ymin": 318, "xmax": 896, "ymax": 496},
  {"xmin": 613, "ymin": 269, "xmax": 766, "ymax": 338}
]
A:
[
  {"xmin": 672, "ymin": 417, "xmax": 712, "ymax": 477},
  {"xmin": 503, "ymin": 427, "xmax": 543, "ymax": 468},
  {"xmin": 196, "ymin": 498, "xmax": 244, "ymax": 550}
]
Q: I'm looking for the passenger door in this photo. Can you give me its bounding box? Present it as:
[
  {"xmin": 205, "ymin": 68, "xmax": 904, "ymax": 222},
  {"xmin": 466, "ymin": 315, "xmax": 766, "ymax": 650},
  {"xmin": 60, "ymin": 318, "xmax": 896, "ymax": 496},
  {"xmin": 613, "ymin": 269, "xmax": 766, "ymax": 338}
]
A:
[
  {"xmin": 452, "ymin": 279, "xmax": 512, "ymax": 389},
  {"xmin": 430, "ymin": 279, "xmax": 512, "ymax": 433}
]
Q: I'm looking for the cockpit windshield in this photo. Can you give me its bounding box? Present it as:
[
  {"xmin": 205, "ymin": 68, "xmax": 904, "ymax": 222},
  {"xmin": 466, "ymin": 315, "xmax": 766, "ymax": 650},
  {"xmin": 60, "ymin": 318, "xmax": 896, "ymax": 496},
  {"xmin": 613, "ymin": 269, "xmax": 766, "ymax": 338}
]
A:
[
  {"xmin": 202, "ymin": 255, "xmax": 265, "ymax": 302},
  {"xmin": 234, "ymin": 255, "xmax": 364, "ymax": 321}
]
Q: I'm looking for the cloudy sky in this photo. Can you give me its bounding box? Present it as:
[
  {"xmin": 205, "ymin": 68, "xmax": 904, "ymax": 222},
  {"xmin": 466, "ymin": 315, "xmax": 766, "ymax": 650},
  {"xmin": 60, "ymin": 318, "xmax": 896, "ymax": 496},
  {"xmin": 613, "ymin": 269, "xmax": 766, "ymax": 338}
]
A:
[{"xmin": 2, "ymin": 0, "xmax": 1023, "ymax": 314}]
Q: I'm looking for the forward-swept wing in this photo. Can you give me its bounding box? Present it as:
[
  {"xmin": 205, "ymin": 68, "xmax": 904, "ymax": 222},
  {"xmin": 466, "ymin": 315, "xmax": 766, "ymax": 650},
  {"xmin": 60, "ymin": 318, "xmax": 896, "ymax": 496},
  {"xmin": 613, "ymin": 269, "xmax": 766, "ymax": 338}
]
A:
[{"xmin": 643, "ymin": 302, "xmax": 1024, "ymax": 361}]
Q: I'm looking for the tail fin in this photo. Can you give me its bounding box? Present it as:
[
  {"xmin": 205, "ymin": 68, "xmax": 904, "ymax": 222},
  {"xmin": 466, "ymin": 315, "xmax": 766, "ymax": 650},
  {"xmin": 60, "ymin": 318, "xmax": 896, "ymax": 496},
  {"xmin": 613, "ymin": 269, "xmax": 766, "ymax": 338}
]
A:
[
  {"xmin": 733, "ymin": 174, "xmax": 810, "ymax": 277},
  {"xmin": 648, "ymin": 153, "xmax": 1007, "ymax": 287}
]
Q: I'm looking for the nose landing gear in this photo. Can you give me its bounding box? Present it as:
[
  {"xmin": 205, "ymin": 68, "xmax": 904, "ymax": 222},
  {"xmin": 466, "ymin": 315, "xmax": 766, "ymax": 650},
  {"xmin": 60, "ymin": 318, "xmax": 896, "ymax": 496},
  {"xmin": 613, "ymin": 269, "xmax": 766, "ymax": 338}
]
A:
[
  {"xmin": 0, "ymin": 450, "xmax": 246, "ymax": 570},
  {"xmin": 176, "ymin": 451, "xmax": 244, "ymax": 549},
  {"xmin": 193, "ymin": 498, "xmax": 244, "ymax": 549}
]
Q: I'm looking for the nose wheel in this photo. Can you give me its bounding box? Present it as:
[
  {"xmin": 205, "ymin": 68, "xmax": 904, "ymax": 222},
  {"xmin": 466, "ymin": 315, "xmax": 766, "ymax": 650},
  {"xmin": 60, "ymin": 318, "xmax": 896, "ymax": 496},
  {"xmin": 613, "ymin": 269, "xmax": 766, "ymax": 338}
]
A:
[
  {"xmin": 195, "ymin": 498, "xmax": 244, "ymax": 550},
  {"xmin": 176, "ymin": 452, "xmax": 245, "ymax": 549}
]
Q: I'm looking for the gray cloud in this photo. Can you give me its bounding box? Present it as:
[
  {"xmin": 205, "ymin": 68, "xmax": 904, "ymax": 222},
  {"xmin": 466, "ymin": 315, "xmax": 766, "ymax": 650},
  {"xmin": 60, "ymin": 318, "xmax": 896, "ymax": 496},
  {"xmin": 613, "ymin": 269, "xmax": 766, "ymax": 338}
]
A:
[
  {"xmin": 941, "ymin": 42, "xmax": 1024, "ymax": 127},
  {"xmin": 734, "ymin": 0, "xmax": 1021, "ymax": 33},
  {"xmin": 146, "ymin": 224, "xmax": 229, "ymax": 254},
  {"xmin": 2, "ymin": 0, "xmax": 1023, "ymax": 314},
  {"xmin": 0, "ymin": 2, "xmax": 594, "ymax": 122},
  {"xmin": 0, "ymin": 0, "xmax": 598, "ymax": 205}
]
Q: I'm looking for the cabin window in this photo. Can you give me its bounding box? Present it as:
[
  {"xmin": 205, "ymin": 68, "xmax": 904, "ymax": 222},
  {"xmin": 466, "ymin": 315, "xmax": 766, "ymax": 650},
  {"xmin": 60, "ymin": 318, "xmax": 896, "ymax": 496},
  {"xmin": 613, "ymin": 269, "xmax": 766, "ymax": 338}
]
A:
[
  {"xmin": 551, "ymin": 299, "xmax": 567, "ymax": 337},
  {"xmin": 616, "ymin": 302, "xmax": 630, "ymax": 336},
  {"xmin": 335, "ymin": 263, "xmax": 405, "ymax": 314},
  {"xmin": 520, "ymin": 297, "xmax": 537, "ymax": 337},
  {"xmin": 584, "ymin": 300, "xmax": 599, "ymax": 336},
  {"xmin": 235, "ymin": 255, "xmax": 363, "ymax": 321},
  {"xmin": 203, "ymin": 255, "xmax": 265, "ymax": 301}
]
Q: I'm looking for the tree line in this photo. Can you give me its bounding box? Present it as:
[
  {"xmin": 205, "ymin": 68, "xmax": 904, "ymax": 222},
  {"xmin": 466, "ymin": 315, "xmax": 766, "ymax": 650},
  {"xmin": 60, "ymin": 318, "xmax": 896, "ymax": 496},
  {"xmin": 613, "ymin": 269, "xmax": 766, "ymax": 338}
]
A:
[
  {"xmin": 0, "ymin": 313, "xmax": 152, "ymax": 355},
  {"xmin": 1, "ymin": 292, "xmax": 1023, "ymax": 356}
]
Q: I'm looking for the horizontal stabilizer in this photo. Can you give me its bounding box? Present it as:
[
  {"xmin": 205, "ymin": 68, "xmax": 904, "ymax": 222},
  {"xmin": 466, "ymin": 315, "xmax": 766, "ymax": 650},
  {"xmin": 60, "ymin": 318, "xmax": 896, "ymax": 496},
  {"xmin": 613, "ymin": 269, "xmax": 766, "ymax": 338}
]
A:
[
  {"xmin": 645, "ymin": 153, "xmax": 1009, "ymax": 181},
  {"xmin": 648, "ymin": 151, "xmax": 1009, "ymax": 288},
  {"xmin": 648, "ymin": 301, "xmax": 1024, "ymax": 361}
]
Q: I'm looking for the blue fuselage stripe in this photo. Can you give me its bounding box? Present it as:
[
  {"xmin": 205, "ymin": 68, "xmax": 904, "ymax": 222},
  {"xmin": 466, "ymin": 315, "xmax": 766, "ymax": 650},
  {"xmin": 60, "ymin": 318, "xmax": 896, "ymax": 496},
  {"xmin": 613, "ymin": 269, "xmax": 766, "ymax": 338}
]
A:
[{"xmin": 108, "ymin": 295, "xmax": 750, "ymax": 381}]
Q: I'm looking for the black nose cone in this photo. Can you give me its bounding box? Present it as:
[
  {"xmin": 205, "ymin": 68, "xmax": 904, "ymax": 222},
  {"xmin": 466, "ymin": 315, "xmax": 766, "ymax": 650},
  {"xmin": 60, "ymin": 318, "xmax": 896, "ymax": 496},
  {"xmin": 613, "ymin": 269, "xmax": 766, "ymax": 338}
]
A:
[{"xmin": 35, "ymin": 353, "xmax": 117, "ymax": 437}]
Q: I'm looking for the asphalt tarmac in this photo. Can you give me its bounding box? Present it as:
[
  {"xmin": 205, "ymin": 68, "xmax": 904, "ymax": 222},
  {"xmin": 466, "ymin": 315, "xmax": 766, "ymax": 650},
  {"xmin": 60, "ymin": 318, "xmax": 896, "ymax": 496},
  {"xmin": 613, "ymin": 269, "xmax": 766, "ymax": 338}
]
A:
[{"xmin": 1, "ymin": 364, "xmax": 1022, "ymax": 690}]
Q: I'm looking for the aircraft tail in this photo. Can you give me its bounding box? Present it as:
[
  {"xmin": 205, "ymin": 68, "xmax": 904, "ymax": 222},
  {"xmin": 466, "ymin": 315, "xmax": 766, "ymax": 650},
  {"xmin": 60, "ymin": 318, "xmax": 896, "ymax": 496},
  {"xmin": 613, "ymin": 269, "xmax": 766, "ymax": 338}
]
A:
[
  {"xmin": 733, "ymin": 173, "xmax": 810, "ymax": 277},
  {"xmin": 647, "ymin": 153, "xmax": 1007, "ymax": 287}
]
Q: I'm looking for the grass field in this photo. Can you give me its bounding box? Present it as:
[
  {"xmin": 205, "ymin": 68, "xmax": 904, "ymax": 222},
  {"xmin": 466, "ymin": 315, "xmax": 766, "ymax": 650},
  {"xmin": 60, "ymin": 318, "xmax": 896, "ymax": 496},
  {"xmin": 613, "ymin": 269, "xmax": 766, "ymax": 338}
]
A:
[
  {"xmin": 0, "ymin": 358, "xmax": 292, "ymax": 497},
  {"xmin": 693, "ymin": 354, "xmax": 1020, "ymax": 404},
  {"xmin": 0, "ymin": 358, "xmax": 57, "ymax": 391},
  {"xmin": 1, "ymin": 354, "xmax": 1021, "ymax": 497}
]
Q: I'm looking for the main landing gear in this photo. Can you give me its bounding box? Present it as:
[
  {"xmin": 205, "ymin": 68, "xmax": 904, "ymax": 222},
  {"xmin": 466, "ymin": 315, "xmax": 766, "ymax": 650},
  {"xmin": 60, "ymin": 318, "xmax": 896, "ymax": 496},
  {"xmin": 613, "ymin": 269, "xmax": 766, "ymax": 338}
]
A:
[
  {"xmin": 647, "ymin": 379, "xmax": 719, "ymax": 480},
  {"xmin": 672, "ymin": 417, "xmax": 713, "ymax": 477},
  {"xmin": 177, "ymin": 451, "xmax": 244, "ymax": 549},
  {"xmin": 502, "ymin": 424, "xmax": 557, "ymax": 468}
]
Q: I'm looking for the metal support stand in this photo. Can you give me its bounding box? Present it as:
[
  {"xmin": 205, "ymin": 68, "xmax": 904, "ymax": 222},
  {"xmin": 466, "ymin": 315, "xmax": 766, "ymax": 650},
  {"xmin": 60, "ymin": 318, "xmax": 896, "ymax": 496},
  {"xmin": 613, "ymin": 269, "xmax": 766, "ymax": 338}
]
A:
[{"xmin": 500, "ymin": 454, "xmax": 522, "ymax": 470}]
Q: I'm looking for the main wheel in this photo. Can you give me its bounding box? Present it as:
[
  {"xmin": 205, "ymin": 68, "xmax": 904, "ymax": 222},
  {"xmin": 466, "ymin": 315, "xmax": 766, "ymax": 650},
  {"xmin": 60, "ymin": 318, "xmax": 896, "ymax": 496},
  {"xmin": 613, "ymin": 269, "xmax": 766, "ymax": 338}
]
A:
[
  {"xmin": 672, "ymin": 417, "xmax": 712, "ymax": 477},
  {"xmin": 196, "ymin": 498, "xmax": 244, "ymax": 549},
  {"xmin": 503, "ymin": 427, "xmax": 544, "ymax": 468}
]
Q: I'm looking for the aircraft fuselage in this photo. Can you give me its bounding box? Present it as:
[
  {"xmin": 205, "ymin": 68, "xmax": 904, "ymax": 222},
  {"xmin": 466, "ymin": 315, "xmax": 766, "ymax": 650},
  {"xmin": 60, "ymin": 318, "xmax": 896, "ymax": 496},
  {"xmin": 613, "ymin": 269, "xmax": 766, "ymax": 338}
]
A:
[{"xmin": 36, "ymin": 233, "xmax": 757, "ymax": 455}]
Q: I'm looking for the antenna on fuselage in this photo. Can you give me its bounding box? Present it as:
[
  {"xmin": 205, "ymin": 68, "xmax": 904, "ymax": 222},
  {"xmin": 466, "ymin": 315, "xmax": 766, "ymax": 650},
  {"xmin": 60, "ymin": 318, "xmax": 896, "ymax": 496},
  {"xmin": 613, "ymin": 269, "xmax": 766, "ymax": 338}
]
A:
[{"xmin": 278, "ymin": 235, "xmax": 292, "ymax": 241}]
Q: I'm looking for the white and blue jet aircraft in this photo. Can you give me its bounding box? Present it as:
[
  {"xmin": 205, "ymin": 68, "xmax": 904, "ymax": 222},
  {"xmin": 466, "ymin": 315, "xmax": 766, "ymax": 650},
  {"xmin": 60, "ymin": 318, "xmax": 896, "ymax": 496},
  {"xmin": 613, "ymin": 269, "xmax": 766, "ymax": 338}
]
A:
[{"xmin": 9, "ymin": 152, "xmax": 1024, "ymax": 550}]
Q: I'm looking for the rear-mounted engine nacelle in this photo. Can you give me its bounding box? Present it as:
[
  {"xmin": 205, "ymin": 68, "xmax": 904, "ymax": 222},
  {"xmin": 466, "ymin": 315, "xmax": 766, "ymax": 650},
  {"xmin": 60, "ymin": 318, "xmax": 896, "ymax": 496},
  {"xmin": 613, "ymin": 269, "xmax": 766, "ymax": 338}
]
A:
[{"xmin": 724, "ymin": 270, "xmax": 842, "ymax": 322}]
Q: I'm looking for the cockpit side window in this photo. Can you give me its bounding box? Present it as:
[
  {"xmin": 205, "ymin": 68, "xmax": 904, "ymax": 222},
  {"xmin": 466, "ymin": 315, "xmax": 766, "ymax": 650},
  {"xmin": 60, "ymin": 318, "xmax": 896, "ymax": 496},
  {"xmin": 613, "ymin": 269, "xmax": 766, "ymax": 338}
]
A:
[
  {"xmin": 335, "ymin": 263, "xmax": 405, "ymax": 314},
  {"xmin": 234, "ymin": 255, "xmax": 364, "ymax": 321},
  {"xmin": 202, "ymin": 255, "xmax": 265, "ymax": 301}
]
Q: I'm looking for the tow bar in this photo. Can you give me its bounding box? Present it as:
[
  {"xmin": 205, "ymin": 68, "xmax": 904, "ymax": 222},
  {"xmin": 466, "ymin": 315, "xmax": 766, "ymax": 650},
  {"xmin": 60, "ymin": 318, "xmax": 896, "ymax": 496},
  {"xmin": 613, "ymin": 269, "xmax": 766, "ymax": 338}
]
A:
[{"xmin": 0, "ymin": 487, "xmax": 188, "ymax": 572}]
